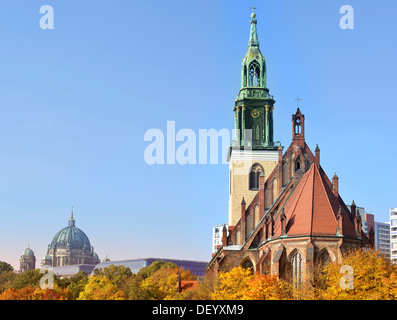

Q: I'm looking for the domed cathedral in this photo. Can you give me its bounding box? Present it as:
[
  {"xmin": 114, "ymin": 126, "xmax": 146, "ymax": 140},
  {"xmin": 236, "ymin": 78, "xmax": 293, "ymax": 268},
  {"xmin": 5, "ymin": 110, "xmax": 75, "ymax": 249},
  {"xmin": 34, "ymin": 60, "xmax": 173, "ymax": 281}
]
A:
[
  {"xmin": 41, "ymin": 208, "xmax": 100, "ymax": 267},
  {"xmin": 206, "ymin": 9, "xmax": 374, "ymax": 285},
  {"xmin": 19, "ymin": 245, "xmax": 36, "ymax": 273}
]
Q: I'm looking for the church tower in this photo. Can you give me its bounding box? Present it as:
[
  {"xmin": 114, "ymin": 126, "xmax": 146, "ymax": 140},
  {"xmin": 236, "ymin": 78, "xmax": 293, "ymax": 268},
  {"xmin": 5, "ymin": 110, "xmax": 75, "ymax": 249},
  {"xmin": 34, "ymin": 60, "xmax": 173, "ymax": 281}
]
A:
[
  {"xmin": 20, "ymin": 245, "xmax": 36, "ymax": 273},
  {"xmin": 228, "ymin": 9, "xmax": 281, "ymax": 228}
]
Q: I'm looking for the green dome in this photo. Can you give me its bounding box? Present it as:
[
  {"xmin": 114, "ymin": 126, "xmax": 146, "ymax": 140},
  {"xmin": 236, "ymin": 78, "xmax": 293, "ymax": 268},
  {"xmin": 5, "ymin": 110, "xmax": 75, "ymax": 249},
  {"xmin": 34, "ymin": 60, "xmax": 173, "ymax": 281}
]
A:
[
  {"xmin": 21, "ymin": 247, "xmax": 35, "ymax": 257},
  {"xmin": 50, "ymin": 213, "xmax": 91, "ymax": 251}
]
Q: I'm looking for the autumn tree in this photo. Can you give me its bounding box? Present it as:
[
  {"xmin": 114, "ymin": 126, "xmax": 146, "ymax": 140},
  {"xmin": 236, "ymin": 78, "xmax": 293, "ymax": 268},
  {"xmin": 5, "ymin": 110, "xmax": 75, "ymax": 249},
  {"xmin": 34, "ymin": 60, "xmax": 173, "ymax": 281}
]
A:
[
  {"xmin": 0, "ymin": 286, "xmax": 70, "ymax": 300},
  {"xmin": 140, "ymin": 267, "xmax": 194, "ymax": 300},
  {"xmin": 137, "ymin": 261, "xmax": 178, "ymax": 279},
  {"xmin": 12, "ymin": 269, "xmax": 42, "ymax": 289},
  {"xmin": 55, "ymin": 271, "xmax": 89, "ymax": 300},
  {"xmin": 316, "ymin": 249, "xmax": 397, "ymax": 300},
  {"xmin": 93, "ymin": 264, "xmax": 132, "ymax": 287},
  {"xmin": 121, "ymin": 274, "xmax": 152, "ymax": 300},
  {"xmin": 211, "ymin": 266, "xmax": 253, "ymax": 300},
  {"xmin": 0, "ymin": 271, "xmax": 16, "ymax": 294},
  {"xmin": 77, "ymin": 275, "xmax": 126, "ymax": 300}
]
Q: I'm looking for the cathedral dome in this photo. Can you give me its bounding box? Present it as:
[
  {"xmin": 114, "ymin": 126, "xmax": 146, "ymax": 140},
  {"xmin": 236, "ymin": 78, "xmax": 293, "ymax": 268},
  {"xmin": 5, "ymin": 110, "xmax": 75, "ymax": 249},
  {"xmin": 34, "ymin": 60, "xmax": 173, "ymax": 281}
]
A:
[{"xmin": 50, "ymin": 211, "xmax": 91, "ymax": 251}]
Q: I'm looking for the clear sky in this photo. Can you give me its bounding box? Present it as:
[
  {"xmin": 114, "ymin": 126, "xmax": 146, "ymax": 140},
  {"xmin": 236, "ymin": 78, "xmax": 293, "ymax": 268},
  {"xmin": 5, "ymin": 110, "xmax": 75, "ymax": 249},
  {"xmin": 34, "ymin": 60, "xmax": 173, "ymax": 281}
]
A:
[{"xmin": 0, "ymin": 0, "xmax": 396, "ymax": 270}]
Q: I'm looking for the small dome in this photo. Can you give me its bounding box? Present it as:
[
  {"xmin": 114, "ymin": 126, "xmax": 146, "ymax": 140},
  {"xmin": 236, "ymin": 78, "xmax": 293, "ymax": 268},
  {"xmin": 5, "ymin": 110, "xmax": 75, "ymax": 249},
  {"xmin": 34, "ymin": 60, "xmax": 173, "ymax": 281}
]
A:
[
  {"xmin": 42, "ymin": 254, "xmax": 51, "ymax": 261},
  {"xmin": 22, "ymin": 247, "xmax": 35, "ymax": 257},
  {"xmin": 93, "ymin": 252, "xmax": 99, "ymax": 260}
]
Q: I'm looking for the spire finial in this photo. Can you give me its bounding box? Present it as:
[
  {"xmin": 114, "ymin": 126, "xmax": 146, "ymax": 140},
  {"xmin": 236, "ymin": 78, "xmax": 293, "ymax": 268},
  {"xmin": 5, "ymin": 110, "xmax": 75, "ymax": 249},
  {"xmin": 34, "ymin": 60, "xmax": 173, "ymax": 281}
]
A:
[
  {"xmin": 68, "ymin": 206, "xmax": 75, "ymax": 226},
  {"xmin": 295, "ymin": 94, "xmax": 302, "ymax": 108},
  {"xmin": 250, "ymin": 5, "xmax": 257, "ymax": 19}
]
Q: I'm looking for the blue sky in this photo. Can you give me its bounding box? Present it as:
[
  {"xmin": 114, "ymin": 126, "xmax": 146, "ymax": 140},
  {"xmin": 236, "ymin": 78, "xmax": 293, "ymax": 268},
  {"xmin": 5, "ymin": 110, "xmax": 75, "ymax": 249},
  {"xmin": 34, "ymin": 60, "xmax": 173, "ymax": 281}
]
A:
[{"xmin": 0, "ymin": 0, "xmax": 396, "ymax": 270}]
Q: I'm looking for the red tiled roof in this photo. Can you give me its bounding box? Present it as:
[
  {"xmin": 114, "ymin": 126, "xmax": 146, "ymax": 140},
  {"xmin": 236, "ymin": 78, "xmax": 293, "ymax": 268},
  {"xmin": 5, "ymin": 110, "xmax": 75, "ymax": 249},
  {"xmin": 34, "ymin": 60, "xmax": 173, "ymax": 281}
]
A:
[
  {"xmin": 273, "ymin": 163, "xmax": 356, "ymax": 238},
  {"xmin": 180, "ymin": 280, "xmax": 199, "ymax": 291}
]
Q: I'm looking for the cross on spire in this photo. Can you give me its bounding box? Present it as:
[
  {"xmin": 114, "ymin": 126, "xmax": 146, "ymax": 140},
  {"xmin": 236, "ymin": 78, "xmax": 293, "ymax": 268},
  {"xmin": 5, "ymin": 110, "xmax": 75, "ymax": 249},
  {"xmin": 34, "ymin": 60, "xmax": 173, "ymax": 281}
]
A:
[
  {"xmin": 295, "ymin": 94, "xmax": 302, "ymax": 107},
  {"xmin": 251, "ymin": 5, "xmax": 256, "ymax": 12}
]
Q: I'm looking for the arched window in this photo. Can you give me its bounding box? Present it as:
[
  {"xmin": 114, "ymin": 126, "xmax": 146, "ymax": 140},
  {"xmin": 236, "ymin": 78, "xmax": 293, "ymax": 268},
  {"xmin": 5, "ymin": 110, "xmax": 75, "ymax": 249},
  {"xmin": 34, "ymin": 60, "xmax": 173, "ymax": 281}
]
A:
[
  {"xmin": 291, "ymin": 252, "xmax": 303, "ymax": 289},
  {"xmin": 249, "ymin": 163, "xmax": 263, "ymax": 190},
  {"xmin": 318, "ymin": 250, "xmax": 330, "ymax": 267},
  {"xmin": 241, "ymin": 258, "xmax": 254, "ymax": 274},
  {"xmin": 248, "ymin": 61, "xmax": 261, "ymax": 87},
  {"xmin": 295, "ymin": 160, "xmax": 301, "ymax": 171}
]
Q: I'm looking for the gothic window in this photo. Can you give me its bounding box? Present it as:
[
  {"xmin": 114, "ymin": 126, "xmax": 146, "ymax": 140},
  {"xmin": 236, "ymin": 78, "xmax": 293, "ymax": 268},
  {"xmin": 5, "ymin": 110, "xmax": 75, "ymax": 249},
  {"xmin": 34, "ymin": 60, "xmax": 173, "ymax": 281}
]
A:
[
  {"xmin": 292, "ymin": 251, "xmax": 303, "ymax": 289},
  {"xmin": 295, "ymin": 160, "xmax": 301, "ymax": 171},
  {"xmin": 249, "ymin": 163, "xmax": 263, "ymax": 190},
  {"xmin": 248, "ymin": 61, "xmax": 261, "ymax": 87},
  {"xmin": 318, "ymin": 250, "xmax": 331, "ymax": 267},
  {"xmin": 241, "ymin": 258, "xmax": 254, "ymax": 274}
]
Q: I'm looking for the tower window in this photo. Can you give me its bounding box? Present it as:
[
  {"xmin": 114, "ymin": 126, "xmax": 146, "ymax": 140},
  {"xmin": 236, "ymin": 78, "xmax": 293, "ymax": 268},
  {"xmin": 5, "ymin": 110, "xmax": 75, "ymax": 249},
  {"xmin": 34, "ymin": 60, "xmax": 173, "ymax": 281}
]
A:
[
  {"xmin": 248, "ymin": 61, "xmax": 260, "ymax": 87},
  {"xmin": 296, "ymin": 160, "xmax": 301, "ymax": 171},
  {"xmin": 294, "ymin": 118, "xmax": 302, "ymax": 134},
  {"xmin": 249, "ymin": 163, "xmax": 263, "ymax": 190}
]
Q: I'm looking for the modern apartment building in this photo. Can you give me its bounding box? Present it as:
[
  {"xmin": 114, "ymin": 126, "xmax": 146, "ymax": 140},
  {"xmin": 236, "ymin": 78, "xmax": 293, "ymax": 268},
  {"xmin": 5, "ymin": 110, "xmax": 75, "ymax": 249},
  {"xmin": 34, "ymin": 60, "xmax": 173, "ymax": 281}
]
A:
[
  {"xmin": 374, "ymin": 221, "xmax": 390, "ymax": 259},
  {"xmin": 212, "ymin": 223, "xmax": 228, "ymax": 254},
  {"xmin": 390, "ymin": 208, "xmax": 397, "ymax": 262}
]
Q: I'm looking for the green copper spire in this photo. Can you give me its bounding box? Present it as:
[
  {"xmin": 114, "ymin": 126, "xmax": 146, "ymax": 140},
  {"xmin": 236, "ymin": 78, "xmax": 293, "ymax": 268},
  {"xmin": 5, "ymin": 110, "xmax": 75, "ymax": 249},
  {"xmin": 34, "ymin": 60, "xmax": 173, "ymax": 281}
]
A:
[
  {"xmin": 232, "ymin": 9, "xmax": 277, "ymax": 150},
  {"xmin": 248, "ymin": 10, "xmax": 259, "ymax": 47}
]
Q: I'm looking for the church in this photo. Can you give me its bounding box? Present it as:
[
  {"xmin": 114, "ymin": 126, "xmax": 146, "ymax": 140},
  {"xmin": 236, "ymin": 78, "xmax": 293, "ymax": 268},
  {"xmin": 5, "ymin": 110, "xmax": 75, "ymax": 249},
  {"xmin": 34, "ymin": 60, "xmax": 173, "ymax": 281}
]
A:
[{"xmin": 205, "ymin": 10, "xmax": 373, "ymax": 286}]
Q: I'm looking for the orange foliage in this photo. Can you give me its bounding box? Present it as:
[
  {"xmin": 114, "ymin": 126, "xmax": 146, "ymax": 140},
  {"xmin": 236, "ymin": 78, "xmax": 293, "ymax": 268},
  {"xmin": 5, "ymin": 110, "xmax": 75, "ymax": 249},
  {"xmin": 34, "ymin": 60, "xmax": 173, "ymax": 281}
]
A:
[{"xmin": 0, "ymin": 286, "xmax": 70, "ymax": 300}]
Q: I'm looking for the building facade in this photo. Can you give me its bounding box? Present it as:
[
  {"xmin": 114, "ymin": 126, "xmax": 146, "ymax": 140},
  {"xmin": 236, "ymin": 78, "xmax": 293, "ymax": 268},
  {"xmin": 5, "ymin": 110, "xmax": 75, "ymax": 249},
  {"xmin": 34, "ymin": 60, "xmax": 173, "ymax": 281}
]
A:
[
  {"xmin": 206, "ymin": 10, "xmax": 372, "ymax": 285},
  {"xmin": 92, "ymin": 258, "xmax": 208, "ymax": 277},
  {"xmin": 212, "ymin": 224, "xmax": 228, "ymax": 254},
  {"xmin": 390, "ymin": 208, "xmax": 397, "ymax": 262},
  {"xmin": 374, "ymin": 222, "xmax": 390, "ymax": 259}
]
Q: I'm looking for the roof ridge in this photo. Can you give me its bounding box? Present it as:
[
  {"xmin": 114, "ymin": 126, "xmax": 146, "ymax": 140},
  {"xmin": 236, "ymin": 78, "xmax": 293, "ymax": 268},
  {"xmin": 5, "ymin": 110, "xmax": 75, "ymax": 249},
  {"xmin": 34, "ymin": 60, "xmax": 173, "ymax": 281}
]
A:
[
  {"xmin": 310, "ymin": 165, "xmax": 315, "ymax": 235},
  {"xmin": 313, "ymin": 164, "xmax": 339, "ymax": 225},
  {"xmin": 284, "ymin": 165, "xmax": 314, "ymax": 221}
]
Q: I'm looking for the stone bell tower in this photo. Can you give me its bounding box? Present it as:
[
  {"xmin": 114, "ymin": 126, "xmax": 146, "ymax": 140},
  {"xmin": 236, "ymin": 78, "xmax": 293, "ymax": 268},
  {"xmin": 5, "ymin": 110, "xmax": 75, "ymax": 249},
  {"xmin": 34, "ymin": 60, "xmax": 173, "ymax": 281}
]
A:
[{"xmin": 228, "ymin": 8, "xmax": 281, "ymax": 228}]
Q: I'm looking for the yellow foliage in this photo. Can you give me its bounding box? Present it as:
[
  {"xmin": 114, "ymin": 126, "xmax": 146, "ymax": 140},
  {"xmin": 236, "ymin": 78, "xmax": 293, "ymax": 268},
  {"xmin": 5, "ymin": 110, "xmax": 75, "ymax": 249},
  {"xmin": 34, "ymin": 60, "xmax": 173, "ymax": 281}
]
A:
[
  {"xmin": 77, "ymin": 275, "xmax": 125, "ymax": 300},
  {"xmin": 211, "ymin": 267, "xmax": 253, "ymax": 300}
]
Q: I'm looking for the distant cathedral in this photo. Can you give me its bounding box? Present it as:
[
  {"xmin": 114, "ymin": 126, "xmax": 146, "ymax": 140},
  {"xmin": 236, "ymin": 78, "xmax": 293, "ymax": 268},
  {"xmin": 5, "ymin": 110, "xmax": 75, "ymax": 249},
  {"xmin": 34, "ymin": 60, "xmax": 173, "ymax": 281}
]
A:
[
  {"xmin": 206, "ymin": 10, "xmax": 373, "ymax": 286},
  {"xmin": 41, "ymin": 209, "xmax": 100, "ymax": 267},
  {"xmin": 19, "ymin": 209, "xmax": 100, "ymax": 272}
]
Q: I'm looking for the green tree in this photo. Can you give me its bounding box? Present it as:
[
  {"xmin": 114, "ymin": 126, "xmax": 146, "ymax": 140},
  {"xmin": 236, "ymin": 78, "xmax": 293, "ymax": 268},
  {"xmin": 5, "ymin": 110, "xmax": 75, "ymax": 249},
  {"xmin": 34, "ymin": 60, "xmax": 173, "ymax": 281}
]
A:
[
  {"xmin": 93, "ymin": 264, "xmax": 132, "ymax": 287},
  {"xmin": 137, "ymin": 261, "xmax": 178, "ymax": 279},
  {"xmin": 0, "ymin": 261, "xmax": 13, "ymax": 274},
  {"xmin": 12, "ymin": 269, "xmax": 42, "ymax": 289},
  {"xmin": 121, "ymin": 274, "xmax": 152, "ymax": 300},
  {"xmin": 0, "ymin": 271, "xmax": 16, "ymax": 293}
]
